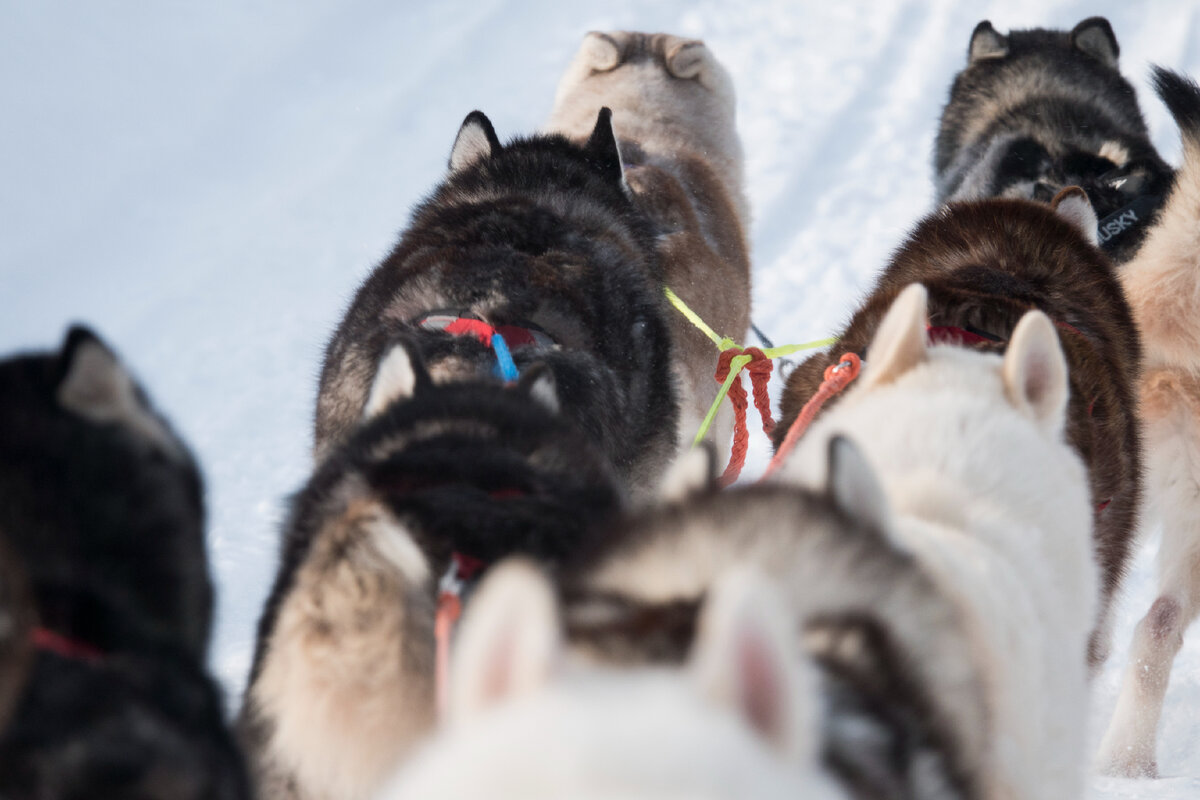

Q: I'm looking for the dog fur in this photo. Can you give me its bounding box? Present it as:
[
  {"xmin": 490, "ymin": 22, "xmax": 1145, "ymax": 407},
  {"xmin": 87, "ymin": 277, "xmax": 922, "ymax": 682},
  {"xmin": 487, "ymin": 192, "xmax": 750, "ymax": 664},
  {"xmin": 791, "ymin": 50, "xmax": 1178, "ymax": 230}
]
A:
[
  {"xmin": 374, "ymin": 561, "xmax": 848, "ymax": 800},
  {"xmin": 314, "ymin": 108, "xmax": 676, "ymax": 499},
  {"xmin": 242, "ymin": 342, "xmax": 624, "ymax": 800},
  {"xmin": 546, "ymin": 31, "xmax": 751, "ymax": 462},
  {"xmin": 0, "ymin": 533, "xmax": 32, "ymax": 735},
  {"xmin": 777, "ymin": 197, "xmax": 1141, "ymax": 668},
  {"xmin": 1097, "ymin": 68, "xmax": 1200, "ymax": 778},
  {"xmin": 780, "ymin": 285, "xmax": 1098, "ymax": 800},
  {"xmin": 935, "ymin": 17, "xmax": 1173, "ymax": 263},
  {"xmin": 0, "ymin": 327, "xmax": 248, "ymax": 799}
]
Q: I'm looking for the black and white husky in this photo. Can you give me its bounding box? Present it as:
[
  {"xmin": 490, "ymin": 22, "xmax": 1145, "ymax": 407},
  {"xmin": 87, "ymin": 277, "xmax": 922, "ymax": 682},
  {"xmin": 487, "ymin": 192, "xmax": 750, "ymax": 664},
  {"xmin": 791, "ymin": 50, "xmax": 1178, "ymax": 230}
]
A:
[
  {"xmin": 935, "ymin": 17, "xmax": 1173, "ymax": 263},
  {"xmin": 315, "ymin": 108, "xmax": 677, "ymax": 498},
  {"xmin": 242, "ymin": 341, "xmax": 624, "ymax": 800},
  {"xmin": 0, "ymin": 327, "xmax": 248, "ymax": 799}
]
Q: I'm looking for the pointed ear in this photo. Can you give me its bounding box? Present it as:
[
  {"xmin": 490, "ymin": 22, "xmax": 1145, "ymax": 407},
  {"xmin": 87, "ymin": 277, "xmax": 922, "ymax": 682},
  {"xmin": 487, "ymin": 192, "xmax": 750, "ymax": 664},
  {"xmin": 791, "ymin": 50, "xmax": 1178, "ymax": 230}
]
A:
[
  {"xmin": 449, "ymin": 111, "xmax": 501, "ymax": 174},
  {"xmin": 691, "ymin": 569, "xmax": 813, "ymax": 760},
  {"xmin": 1003, "ymin": 311, "xmax": 1069, "ymax": 431},
  {"xmin": 580, "ymin": 31, "xmax": 622, "ymax": 72},
  {"xmin": 363, "ymin": 340, "xmax": 431, "ymax": 420},
  {"xmin": 449, "ymin": 559, "xmax": 561, "ymax": 724},
  {"xmin": 57, "ymin": 326, "xmax": 134, "ymax": 419},
  {"xmin": 516, "ymin": 363, "xmax": 559, "ymax": 415},
  {"xmin": 664, "ymin": 37, "xmax": 708, "ymax": 80},
  {"xmin": 969, "ymin": 21, "xmax": 1008, "ymax": 63},
  {"xmin": 584, "ymin": 107, "xmax": 628, "ymax": 190},
  {"xmin": 1071, "ymin": 17, "xmax": 1119, "ymax": 68},
  {"xmin": 659, "ymin": 442, "xmax": 718, "ymax": 504},
  {"xmin": 826, "ymin": 436, "xmax": 891, "ymax": 536},
  {"xmin": 1051, "ymin": 187, "xmax": 1100, "ymax": 246},
  {"xmin": 863, "ymin": 283, "xmax": 929, "ymax": 390}
]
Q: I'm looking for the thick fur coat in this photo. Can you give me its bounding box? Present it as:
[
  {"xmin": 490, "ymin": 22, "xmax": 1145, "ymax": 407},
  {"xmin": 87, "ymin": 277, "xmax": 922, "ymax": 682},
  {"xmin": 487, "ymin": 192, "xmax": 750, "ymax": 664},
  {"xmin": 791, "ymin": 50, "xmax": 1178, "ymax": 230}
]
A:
[
  {"xmin": 314, "ymin": 109, "xmax": 676, "ymax": 498},
  {"xmin": 1098, "ymin": 68, "xmax": 1200, "ymax": 778},
  {"xmin": 0, "ymin": 328, "xmax": 248, "ymax": 799},
  {"xmin": 935, "ymin": 17, "xmax": 1173, "ymax": 263},
  {"xmin": 782, "ymin": 286, "xmax": 1098, "ymax": 800},
  {"xmin": 778, "ymin": 197, "xmax": 1141, "ymax": 666},
  {"xmin": 242, "ymin": 344, "xmax": 624, "ymax": 800},
  {"xmin": 546, "ymin": 31, "xmax": 751, "ymax": 462}
]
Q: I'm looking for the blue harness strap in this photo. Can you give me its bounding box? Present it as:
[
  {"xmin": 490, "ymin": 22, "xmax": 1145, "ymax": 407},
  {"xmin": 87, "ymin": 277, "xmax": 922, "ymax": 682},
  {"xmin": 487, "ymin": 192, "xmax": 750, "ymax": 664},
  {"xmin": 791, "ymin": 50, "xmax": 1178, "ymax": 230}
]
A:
[{"xmin": 491, "ymin": 332, "xmax": 519, "ymax": 381}]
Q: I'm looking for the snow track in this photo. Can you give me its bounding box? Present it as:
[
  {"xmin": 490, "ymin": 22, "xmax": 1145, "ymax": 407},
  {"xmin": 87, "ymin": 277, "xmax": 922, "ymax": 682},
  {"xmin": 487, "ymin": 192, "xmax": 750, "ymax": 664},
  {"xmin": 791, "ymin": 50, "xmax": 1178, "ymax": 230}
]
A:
[{"xmin": 2, "ymin": 2, "xmax": 1198, "ymax": 796}]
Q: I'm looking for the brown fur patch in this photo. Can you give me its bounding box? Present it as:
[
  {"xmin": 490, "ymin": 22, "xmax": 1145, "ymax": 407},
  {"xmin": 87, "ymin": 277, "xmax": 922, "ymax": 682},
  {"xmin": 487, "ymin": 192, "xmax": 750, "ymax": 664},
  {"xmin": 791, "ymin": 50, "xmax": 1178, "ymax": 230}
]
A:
[{"xmin": 777, "ymin": 199, "xmax": 1142, "ymax": 667}]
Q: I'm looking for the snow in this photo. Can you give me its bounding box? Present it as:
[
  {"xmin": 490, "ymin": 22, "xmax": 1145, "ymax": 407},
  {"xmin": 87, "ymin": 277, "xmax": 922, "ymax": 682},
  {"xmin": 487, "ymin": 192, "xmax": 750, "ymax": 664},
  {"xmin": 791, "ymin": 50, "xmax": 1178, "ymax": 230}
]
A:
[{"xmin": 2, "ymin": 2, "xmax": 1198, "ymax": 797}]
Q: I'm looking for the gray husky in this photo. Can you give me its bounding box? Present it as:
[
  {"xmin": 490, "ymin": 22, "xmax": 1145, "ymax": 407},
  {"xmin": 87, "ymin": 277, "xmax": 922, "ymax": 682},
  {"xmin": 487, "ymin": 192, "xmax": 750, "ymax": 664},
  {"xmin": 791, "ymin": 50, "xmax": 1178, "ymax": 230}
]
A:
[
  {"xmin": 314, "ymin": 109, "xmax": 676, "ymax": 499},
  {"xmin": 935, "ymin": 17, "xmax": 1173, "ymax": 263}
]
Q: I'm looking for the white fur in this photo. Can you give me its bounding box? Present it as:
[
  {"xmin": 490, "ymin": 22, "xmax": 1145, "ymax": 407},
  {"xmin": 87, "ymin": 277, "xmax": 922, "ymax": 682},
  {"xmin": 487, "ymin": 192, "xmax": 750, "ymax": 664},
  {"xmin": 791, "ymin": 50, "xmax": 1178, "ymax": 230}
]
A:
[
  {"xmin": 363, "ymin": 344, "xmax": 417, "ymax": 420},
  {"xmin": 1098, "ymin": 111, "xmax": 1200, "ymax": 777},
  {"xmin": 778, "ymin": 285, "xmax": 1097, "ymax": 800},
  {"xmin": 1052, "ymin": 189, "xmax": 1101, "ymax": 247},
  {"xmin": 376, "ymin": 567, "xmax": 846, "ymax": 800}
]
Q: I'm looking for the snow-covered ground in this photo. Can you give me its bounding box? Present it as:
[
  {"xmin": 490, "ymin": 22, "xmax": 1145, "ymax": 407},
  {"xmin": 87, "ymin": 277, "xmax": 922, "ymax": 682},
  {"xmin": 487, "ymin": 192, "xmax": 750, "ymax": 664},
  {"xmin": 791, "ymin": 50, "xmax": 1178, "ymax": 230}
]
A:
[{"xmin": 3, "ymin": 2, "xmax": 1198, "ymax": 796}]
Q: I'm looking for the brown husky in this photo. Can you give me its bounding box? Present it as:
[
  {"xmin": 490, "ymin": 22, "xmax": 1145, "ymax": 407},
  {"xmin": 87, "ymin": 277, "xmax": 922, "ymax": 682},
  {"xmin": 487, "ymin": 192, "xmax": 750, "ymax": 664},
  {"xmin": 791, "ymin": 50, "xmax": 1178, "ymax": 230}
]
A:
[
  {"xmin": 546, "ymin": 31, "xmax": 751, "ymax": 463},
  {"xmin": 776, "ymin": 195, "xmax": 1142, "ymax": 668}
]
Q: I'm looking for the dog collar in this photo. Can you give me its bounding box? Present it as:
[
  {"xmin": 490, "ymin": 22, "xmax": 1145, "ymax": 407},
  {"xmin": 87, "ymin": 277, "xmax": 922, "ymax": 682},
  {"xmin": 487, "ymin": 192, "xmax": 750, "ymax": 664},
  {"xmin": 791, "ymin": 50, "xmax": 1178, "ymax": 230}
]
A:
[{"xmin": 1096, "ymin": 193, "xmax": 1164, "ymax": 251}]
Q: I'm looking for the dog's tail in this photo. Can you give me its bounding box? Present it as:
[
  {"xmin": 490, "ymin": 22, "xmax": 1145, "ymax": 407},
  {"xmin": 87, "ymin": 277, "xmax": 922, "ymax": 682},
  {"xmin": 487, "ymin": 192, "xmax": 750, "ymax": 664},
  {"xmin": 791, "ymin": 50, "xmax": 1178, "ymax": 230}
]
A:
[{"xmin": 1119, "ymin": 67, "xmax": 1200, "ymax": 371}]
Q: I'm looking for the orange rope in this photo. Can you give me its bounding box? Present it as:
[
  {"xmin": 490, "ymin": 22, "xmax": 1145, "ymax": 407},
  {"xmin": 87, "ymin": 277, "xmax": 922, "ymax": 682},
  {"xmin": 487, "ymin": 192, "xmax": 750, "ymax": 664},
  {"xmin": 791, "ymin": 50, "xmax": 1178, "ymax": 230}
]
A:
[
  {"xmin": 760, "ymin": 353, "xmax": 862, "ymax": 481},
  {"xmin": 715, "ymin": 347, "xmax": 776, "ymax": 486},
  {"xmin": 434, "ymin": 590, "xmax": 463, "ymax": 717}
]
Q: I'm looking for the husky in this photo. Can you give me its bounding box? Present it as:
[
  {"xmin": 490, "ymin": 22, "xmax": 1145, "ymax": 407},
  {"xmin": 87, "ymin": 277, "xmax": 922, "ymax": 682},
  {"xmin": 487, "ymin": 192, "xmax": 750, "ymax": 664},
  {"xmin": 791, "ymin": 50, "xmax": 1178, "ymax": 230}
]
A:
[
  {"xmin": 546, "ymin": 31, "xmax": 751, "ymax": 464},
  {"xmin": 934, "ymin": 17, "xmax": 1173, "ymax": 263},
  {"xmin": 241, "ymin": 340, "xmax": 624, "ymax": 800},
  {"xmin": 315, "ymin": 108, "xmax": 676, "ymax": 499},
  {"xmin": 1097, "ymin": 68, "xmax": 1200, "ymax": 778},
  {"xmin": 0, "ymin": 327, "xmax": 248, "ymax": 799},
  {"xmin": 375, "ymin": 561, "xmax": 848, "ymax": 800},
  {"xmin": 780, "ymin": 286, "xmax": 1098, "ymax": 800},
  {"xmin": 778, "ymin": 194, "xmax": 1141, "ymax": 668}
]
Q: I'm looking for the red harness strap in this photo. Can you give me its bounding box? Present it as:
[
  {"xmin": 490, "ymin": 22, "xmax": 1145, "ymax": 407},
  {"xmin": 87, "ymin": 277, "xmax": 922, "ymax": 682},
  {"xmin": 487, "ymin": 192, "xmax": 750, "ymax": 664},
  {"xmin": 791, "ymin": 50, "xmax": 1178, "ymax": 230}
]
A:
[
  {"xmin": 31, "ymin": 626, "xmax": 103, "ymax": 663},
  {"xmin": 715, "ymin": 347, "xmax": 776, "ymax": 487},
  {"xmin": 434, "ymin": 552, "xmax": 485, "ymax": 717}
]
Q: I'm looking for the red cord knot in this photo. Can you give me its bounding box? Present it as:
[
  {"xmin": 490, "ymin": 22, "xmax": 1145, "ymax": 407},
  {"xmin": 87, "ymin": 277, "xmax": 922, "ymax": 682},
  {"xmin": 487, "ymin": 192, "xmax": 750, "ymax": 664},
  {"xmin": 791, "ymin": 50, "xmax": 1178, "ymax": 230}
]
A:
[{"xmin": 714, "ymin": 347, "xmax": 777, "ymax": 487}]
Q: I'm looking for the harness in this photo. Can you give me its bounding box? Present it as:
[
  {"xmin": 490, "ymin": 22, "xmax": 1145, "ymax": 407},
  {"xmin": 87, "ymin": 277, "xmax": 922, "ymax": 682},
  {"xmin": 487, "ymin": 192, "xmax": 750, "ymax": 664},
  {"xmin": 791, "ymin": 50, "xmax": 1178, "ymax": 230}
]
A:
[
  {"xmin": 30, "ymin": 626, "xmax": 103, "ymax": 663},
  {"xmin": 415, "ymin": 309, "xmax": 557, "ymax": 382}
]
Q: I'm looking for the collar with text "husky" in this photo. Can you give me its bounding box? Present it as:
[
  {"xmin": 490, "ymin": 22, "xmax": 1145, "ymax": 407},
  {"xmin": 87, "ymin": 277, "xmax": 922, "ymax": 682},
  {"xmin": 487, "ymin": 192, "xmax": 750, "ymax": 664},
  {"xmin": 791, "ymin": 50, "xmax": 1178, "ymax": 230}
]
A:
[
  {"xmin": 1096, "ymin": 192, "xmax": 1164, "ymax": 251},
  {"xmin": 416, "ymin": 309, "xmax": 558, "ymax": 382}
]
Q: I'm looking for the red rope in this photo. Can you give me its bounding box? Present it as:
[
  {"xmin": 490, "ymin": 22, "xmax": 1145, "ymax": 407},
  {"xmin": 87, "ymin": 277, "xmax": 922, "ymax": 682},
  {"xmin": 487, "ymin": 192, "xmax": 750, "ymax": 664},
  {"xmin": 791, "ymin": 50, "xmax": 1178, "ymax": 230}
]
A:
[
  {"xmin": 761, "ymin": 353, "xmax": 862, "ymax": 481},
  {"xmin": 715, "ymin": 347, "xmax": 776, "ymax": 487}
]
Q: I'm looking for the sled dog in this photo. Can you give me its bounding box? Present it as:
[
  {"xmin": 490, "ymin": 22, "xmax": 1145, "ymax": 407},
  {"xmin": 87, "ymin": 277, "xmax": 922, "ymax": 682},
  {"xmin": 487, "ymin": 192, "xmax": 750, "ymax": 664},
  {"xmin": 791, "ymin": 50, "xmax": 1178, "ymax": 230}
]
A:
[
  {"xmin": 0, "ymin": 328, "xmax": 248, "ymax": 799},
  {"xmin": 935, "ymin": 17, "xmax": 1173, "ymax": 263},
  {"xmin": 375, "ymin": 560, "xmax": 848, "ymax": 800},
  {"xmin": 1098, "ymin": 68, "xmax": 1200, "ymax": 778},
  {"xmin": 781, "ymin": 285, "xmax": 1097, "ymax": 800},
  {"xmin": 546, "ymin": 31, "xmax": 751, "ymax": 461},
  {"xmin": 315, "ymin": 108, "xmax": 676, "ymax": 498},
  {"xmin": 242, "ymin": 341, "xmax": 624, "ymax": 800},
  {"xmin": 778, "ymin": 196, "xmax": 1141, "ymax": 667}
]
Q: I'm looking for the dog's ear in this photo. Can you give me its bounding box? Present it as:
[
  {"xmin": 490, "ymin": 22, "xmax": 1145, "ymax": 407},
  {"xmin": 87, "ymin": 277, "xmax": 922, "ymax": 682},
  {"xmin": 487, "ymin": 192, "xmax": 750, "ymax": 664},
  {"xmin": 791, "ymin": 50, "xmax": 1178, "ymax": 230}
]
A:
[
  {"xmin": 449, "ymin": 111, "xmax": 501, "ymax": 174},
  {"xmin": 691, "ymin": 568, "xmax": 815, "ymax": 761},
  {"xmin": 863, "ymin": 283, "xmax": 928, "ymax": 390},
  {"xmin": 968, "ymin": 21, "xmax": 1008, "ymax": 63},
  {"xmin": 1071, "ymin": 17, "xmax": 1119, "ymax": 68},
  {"xmin": 659, "ymin": 442, "xmax": 718, "ymax": 504},
  {"xmin": 825, "ymin": 435, "xmax": 891, "ymax": 536},
  {"xmin": 1051, "ymin": 187, "xmax": 1100, "ymax": 246},
  {"xmin": 1003, "ymin": 311, "xmax": 1069, "ymax": 431},
  {"xmin": 363, "ymin": 339, "xmax": 432, "ymax": 419},
  {"xmin": 449, "ymin": 559, "xmax": 561, "ymax": 724},
  {"xmin": 664, "ymin": 37, "xmax": 708, "ymax": 80},
  {"xmin": 584, "ymin": 107, "xmax": 629, "ymax": 191},
  {"xmin": 516, "ymin": 363, "xmax": 559, "ymax": 415},
  {"xmin": 579, "ymin": 31, "xmax": 622, "ymax": 72}
]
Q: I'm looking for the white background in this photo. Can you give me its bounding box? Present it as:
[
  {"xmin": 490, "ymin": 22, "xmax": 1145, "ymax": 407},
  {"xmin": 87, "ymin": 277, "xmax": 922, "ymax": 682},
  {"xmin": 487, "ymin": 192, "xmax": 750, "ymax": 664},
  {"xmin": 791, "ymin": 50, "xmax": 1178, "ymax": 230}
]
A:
[{"xmin": 3, "ymin": 2, "xmax": 1197, "ymax": 796}]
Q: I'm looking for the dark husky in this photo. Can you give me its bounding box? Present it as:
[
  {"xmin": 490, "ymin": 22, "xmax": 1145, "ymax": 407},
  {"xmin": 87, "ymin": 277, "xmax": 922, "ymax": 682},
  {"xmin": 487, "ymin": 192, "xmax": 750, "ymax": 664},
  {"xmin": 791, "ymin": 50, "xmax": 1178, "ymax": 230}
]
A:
[
  {"xmin": 242, "ymin": 341, "xmax": 624, "ymax": 800},
  {"xmin": 0, "ymin": 533, "xmax": 32, "ymax": 734},
  {"xmin": 0, "ymin": 327, "xmax": 248, "ymax": 799},
  {"xmin": 935, "ymin": 17, "xmax": 1173, "ymax": 263},
  {"xmin": 544, "ymin": 439, "xmax": 988, "ymax": 800},
  {"xmin": 315, "ymin": 108, "xmax": 676, "ymax": 498},
  {"xmin": 777, "ymin": 195, "xmax": 1142, "ymax": 668}
]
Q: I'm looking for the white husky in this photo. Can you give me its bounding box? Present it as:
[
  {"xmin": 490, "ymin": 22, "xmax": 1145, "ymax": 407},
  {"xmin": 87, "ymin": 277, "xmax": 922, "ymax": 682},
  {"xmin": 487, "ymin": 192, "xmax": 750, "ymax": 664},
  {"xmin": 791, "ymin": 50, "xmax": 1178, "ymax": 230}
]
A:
[
  {"xmin": 780, "ymin": 284, "xmax": 1098, "ymax": 800},
  {"xmin": 374, "ymin": 561, "xmax": 846, "ymax": 800}
]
